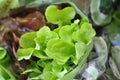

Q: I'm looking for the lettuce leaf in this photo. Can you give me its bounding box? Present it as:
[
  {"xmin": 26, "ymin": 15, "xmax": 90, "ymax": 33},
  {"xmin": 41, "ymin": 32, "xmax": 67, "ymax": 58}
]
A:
[
  {"xmin": 17, "ymin": 48, "xmax": 34, "ymax": 61},
  {"xmin": 45, "ymin": 39, "xmax": 75, "ymax": 65},
  {"xmin": 20, "ymin": 32, "xmax": 36, "ymax": 48},
  {"xmin": 0, "ymin": 48, "xmax": 7, "ymax": 61},
  {"xmin": 72, "ymin": 22, "xmax": 96, "ymax": 44},
  {"xmin": 34, "ymin": 26, "xmax": 59, "ymax": 50},
  {"xmin": 45, "ymin": 5, "xmax": 75, "ymax": 26}
]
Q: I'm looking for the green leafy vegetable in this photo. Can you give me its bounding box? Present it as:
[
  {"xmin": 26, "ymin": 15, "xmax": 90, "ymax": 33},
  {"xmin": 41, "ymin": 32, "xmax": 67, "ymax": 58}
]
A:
[
  {"xmin": 0, "ymin": 64, "xmax": 16, "ymax": 80},
  {"xmin": 58, "ymin": 20, "xmax": 79, "ymax": 42},
  {"xmin": 61, "ymin": 42, "xmax": 93, "ymax": 80},
  {"xmin": 35, "ymin": 26, "xmax": 59, "ymax": 50},
  {"xmin": 20, "ymin": 32, "xmax": 36, "ymax": 48},
  {"xmin": 0, "ymin": 47, "xmax": 9, "ymax": 65},
  {"xmin": 33, "ymin": 50, "xmax": 49, "ymax": 59},
  {"xmin": 74, "ymin": 42, "xmax": 86, "ymax": 64},
  {"xmin": 17, "ymin": 48, "xmax": 34, "ymax": 61},
  {"xmin": 0, "ymin": 48, "xmax": 16, "ymax": 80},
  {"xmin": 45, "ymin": 39, "xmax": 75, "ymax": 65},
  {"xmin": 0, "ymin": 48, "xmax": 7, "ymax": 61},
  {"xmin": 22, "ymin": 62, "xmax": 42, "ymax": 79},
  {"xmin": 72, "ymin": 22, "xmax": 96, "ymax": 44},
  {"xmin": 17, "ymin": 5, "xmax": 96, "ymax": 80},
  {"xmin": 45, "ymin": 5, "xmax": 75, "ymax": 26}
]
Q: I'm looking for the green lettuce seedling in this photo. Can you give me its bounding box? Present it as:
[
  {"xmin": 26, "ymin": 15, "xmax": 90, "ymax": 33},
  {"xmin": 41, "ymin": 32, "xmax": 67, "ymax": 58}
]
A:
[
  {"xmin": 17, "ymin": 5, "xmax": 96, "ymax": 80},
  {"xmin": 45, "ymin": 5, "xmax": 75, "ymax": 26}
]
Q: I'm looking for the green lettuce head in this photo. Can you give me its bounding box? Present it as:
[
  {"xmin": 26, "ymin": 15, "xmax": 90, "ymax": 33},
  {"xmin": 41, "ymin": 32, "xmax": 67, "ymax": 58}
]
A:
[{"xmin": 17, "ymin": 5, "xmax": 96, "ymax": 80}]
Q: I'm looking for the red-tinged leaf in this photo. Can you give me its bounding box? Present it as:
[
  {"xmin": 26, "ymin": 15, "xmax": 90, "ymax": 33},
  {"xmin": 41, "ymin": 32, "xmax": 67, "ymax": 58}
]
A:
[{"xmin": 11, "ymin": 11, "xmax": 46, "ymax": 31}]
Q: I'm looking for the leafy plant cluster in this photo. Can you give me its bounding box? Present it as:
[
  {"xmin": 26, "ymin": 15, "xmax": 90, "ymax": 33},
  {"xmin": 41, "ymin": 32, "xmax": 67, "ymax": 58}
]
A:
[
  {"xmin": 0, "ymin": 0, "xmax": 97, "ymax": 80},
  {"xmin": 16, "ymin": 5, "xmax": 95, "ymax": 80}
]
